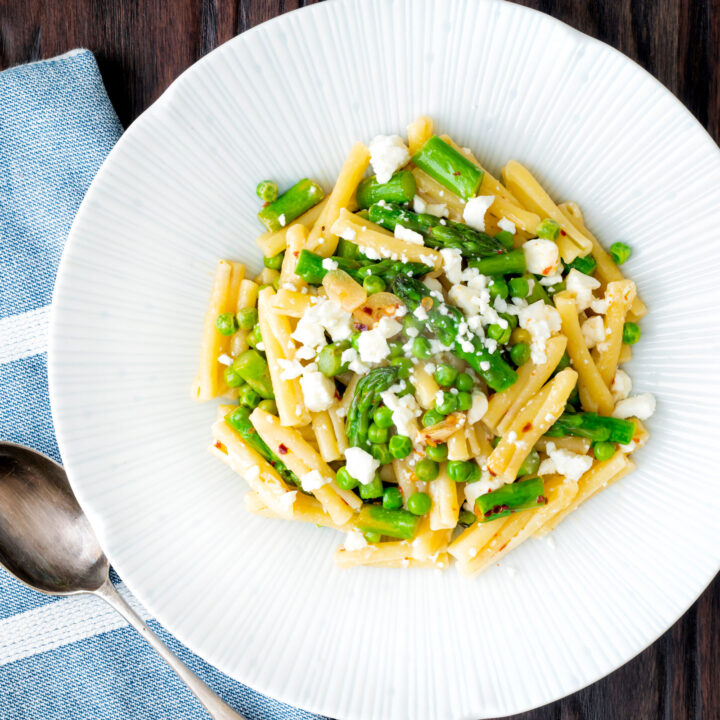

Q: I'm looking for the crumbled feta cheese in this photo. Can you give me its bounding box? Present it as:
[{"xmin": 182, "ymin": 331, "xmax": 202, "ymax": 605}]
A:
[
  {"xmin": 217, "ymin": 353, "xmax": 233, "ymax": 366},
  {"xmin": 463, "ymin": 195, "xmax": 495, "ymax": 231},
  {"xmin": 565, "ymin": 268, "xmax": 601, "ymax": 312},
  {"xmin": 522, "ymin": 239, "xmax": 560, "ymax": 276},
  {"xmin": 610, "ymin": 369, "xmax": 632, "ymax": 402},
  {"xmin": 277, "ymin": 490, "xmax": 297, "ymax": 514},
  {"xmin": 497, "ymin": 217, "xmax": 516, "ymax": 234},
  {"xmin": 612, "ymin": 393, "xmax": 656, "ymax": 420},
  {"xmin": 368, "ymin": 134, "xmax": 410, "ymax": 183},
  {"xmin": 340, "ymin": 227, "xmax": 357, "ymax": 241},
  {"xmin": 380, "ymin": 389, "xmax": 421, "ymax": 437},
  {"xmin": 376, "ymin": 316, "xmax": 402, "ymax": 338},
  {"xmin": 440, "ymin": 248, "xmax": 464, "ymax": 285},
  {"xmin": 539, "ymin": 273, "xmax": 564, "ymax": 287},
  {"xmin": 292, "ymin": 297, "xmax": 353, "ymax": 347},
  {"xmin": 295, "ymin": 345, "xmax": 318, "ymax": 360},
  {"xmin": 278, "ymin": 358, "xmax": 305, "ymax": 380},
  {"xmin": 322, "ymin": 258, "xmax": 339, "ymax": 271},
  {"xmin": 591, "ymin": 297, "xmax": 608, "ymax": 314},
  {"xmin": 300, "ymin": 469, "xmax": 329, "ymax": 492},
  {"xmin": 394, "ymin": 224, "xmax": 424, "ymax": 245},
  {"xmin": 539, "ymin": 442, "xmax": 593, "ymax": 482},
  {"xmin": 405, "ymin": 327, "xmax": 418, "ymax": 338},
  {"xmin": 300, "ymin": 371, "xmax": 336, "ymax": 411},
  {"xmin": 581, "ymin": 316, "xmax": 605, "ymax": 349},
  {"xmin": 413, "ymin": 195, "xmax": 427, "ymax": 213},
  {"xmin": 344, "ymin": 446, "xmax": 380, "ymax": 485},
  {"xmin": 419, "ymin": 253, "xmax": 436, "ymax": 266},
  {"xmin": 358, "ymin": 327, "xmax": 391, "ymax": 363},
  {"xmin": 425, "ymin": 202, "xmax": 449, "ymax": 218},
  {"xmin": 278, "ymin": 213, "xmax": 286, "ymax": 227},
  {"xmin": 343, "ymin": 529, "xmax": 369, "ymax": 551},
  {"xmin": 413, "ymin": 304, "xmax": 428, "ymax": 321},
  {"xmin": 518, "ymin": 300, "xmax": 562, "ymax": 364},
  {"xmin": 467, "ymin": 391, "xmax": 489, "ymax": 424},
  {"xmin": 341, "ymin": 347, "xmax": 368, "ymax": 375},
  {"xmin": 255, "ymin": 341, "xmax": 265, "ymax": 352}
]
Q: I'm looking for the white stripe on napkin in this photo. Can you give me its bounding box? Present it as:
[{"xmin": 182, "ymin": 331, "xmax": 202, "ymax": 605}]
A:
[
  {"xmin": 0, "ymin": 583, "xmax": 152, "ymax": 666},
  {"xmin": 0, "ymin": 305, "xmax": 51, "ymax": 364}
]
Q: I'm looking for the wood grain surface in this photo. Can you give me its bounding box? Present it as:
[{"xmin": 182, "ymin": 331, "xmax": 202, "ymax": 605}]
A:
[{"xmin": 0, "ymin": 1, "xmax": 717, "ymax": 718}]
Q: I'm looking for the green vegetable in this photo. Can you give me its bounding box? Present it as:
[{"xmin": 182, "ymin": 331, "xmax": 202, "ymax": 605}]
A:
[
  {"xmin": 622, "ymin": 322, "xmax": 641, "ymax": 345},
  {"xmin": 256, "ymin": 180, "xmax": 278, "ymax": 202},
  {"xmin": 555, "ymin": 352, "xmax": 571, "ymax": 372},
  {"xmin": 336, "ymin": 238, "xmax": 360, "ymax": 259},
  {"xmin": 356, "ymin": 504, "xmax": 420, "ymax": 540},
  {"xmin": 389, "ymin": 357, "xmax": 413, "ymax": 379},
  {"xmin": 407, "ymin": 491, "xmax": 432, "ymax": 516},
  {"xmin": 455, "ymin": 372, "xmax": 473, "ymax": 392},
  {"xmin": 257, "ymin": 178, "xmax": 324, "ymax": 232},
  {"xmin": 216, "ymin": 313, "xmax": 238, "ymax": 336},
  {"xmin": 458, "ymin": 510, "xmax": 477, "ymax": 527},
  {"xmin": 263, "ymin": 252, "xmax": 284, "ymax": 270},
  {"xmin": 466, "ymin": 463, "xmax": 481, "ymax": 483},
  {"xmin": 238, "ymin": 384, "xmax": 261, "ymax": 409},
  {"xmin": 546, "ymin": 412, "xmax": 636, "ymax": 445},
  {"xmin": 358, "ymin": 475, "xmax": 384, "ymax": 500},
  {"xmin": 487, "ymin": 322, "xmax": 511, "ymax": 344},
  {"xmin": 345, "ymin": 366, "xmax": 400, "ymax": 450},
  {"xmin": 389, "ymin": 434, "xmax": 412, "ymax": 459},
  {"xmin": 231, "ymin": 349, "xmax": 274, "ymax": 398},
  {"xmin": 363, "ymin": 275, "xmax": 386, "ymax": 295},
  {"xmin": 225, "ymin": 407, "xmax": 299, "ymax": 487},
  {"xmin": 247, "ymin": 324, "xmax": 263, "ymax": 349},
  {"xmin": 447, "ymin": 460, "xmax": 473, "ymax": 483},
  {"xmin": 392, "ymin": 276, "xmax": 518, "ymax": 393},
  {"xmin": 475, "ymin": 477, "xmax": 546, "ymax": 521},
  {"xmin": 545, "ymin": 280, "xmax": 565, "ymax": 295},
  {"xmin": 536, "ymin": 218, "xmax": 561, "ymax": 240},
  {"xmin": 224, "ymin": 364, "xmax": 245, "ymax": 389},
  {"xmin": 434, "ymin": 363, "xmax": 458, "ymax": 387},
  {"xmin": 593, "ymin": 441, "xmax": 617, "ymax": 462},
  {"xmin": 510, "ymin": 342, "xmax": 531, "ymax": 367},
  {"xmin": 422, "ymin": 409, "xmax": 444, "ymax": 427},
  {"xmin": 370, "ymin": 443, "xmax": 393, "ymax": 465},
  {"xmin": 609, "ymin": 242, "xmax": 632, "ymax": 265},
  {"xmin": 373, "ymin": 406, "xmax": 394, "ymax": 429},
  {"xmin": 364, "ymin": 531, "xmax": 382, "ymax": 543},
  {"xmin": 435, "ymin": 392, "xmax": 458, "ymax": 415},
  {"xmin": 566, "ymin": 255, "xmax": 597, "ymax": 276},
  {"xmin": 368, "ymin": 423, "xmax": 389, "ymax": 444},
  {"xmin": 468, "ymin": 250, "xmax": 526, "ymax": 276},
  {"xmin": 382, "ymin": 486, "xmax": 404, "ymax": 511},
  {"xmin": 525, "ymin": 275, "xmax": 552, "ymax": 305},
  {"xmin": 425, "ymin": 443, "xmax": 448, "ymax": 462},
  {"xmin": 236, "ymin": 307, "xmax": 258, "ymax": 330},
  {"xmin": 355, "ymin": 170, "xmax": 417, "ymax": 208},
  {"xmin": 517, "ymin": 449, "xmax": 540, "ymax": 477},
  {"xmin": 456, "ymin": 391, "xmax": 472, "ymax": 411},
  {"xmin": 411, "ymin": 135, "xmax": 484, "ymax": 200},
  {"xmin": 415, "ymin": 458, "xmax": 439, "ymax": 481},
  {"xmin": 336, "ymin": 466, "xmax": 358, "ymax": 491},
  {"xmin": 317, "ymin": 341, "xmax": 350, "ymax": 377},
  {"xmin": 509, "ymin": 277, "xmax": 530, "ymax": 298},
  {"xmin": 257, "ymin": 399, "xmax": 277, "ymax": 415},
  {"xmin": 412, "ymin": 336, "xmax": 432, "ymax": 359},
  {"xmin": 495, "ymin": 230, "xmax": 515, "ymax": 249}
]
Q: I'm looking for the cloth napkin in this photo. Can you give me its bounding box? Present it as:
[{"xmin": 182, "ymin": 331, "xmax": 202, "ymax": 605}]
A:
[{"xmin": 0, "ymin": 49, "xmax": 322, "ymax": 720}]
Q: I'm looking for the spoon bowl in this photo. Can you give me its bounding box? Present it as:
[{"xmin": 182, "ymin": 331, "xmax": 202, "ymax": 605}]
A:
[{"xmin": 0, "ymin": 441, "xmax": 244, "ymax": 720}]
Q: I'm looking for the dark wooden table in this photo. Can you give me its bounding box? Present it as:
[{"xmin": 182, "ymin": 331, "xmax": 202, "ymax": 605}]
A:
[{"xmin": 1, "ymin": 1, "xmax": 717, "ymax": 718}]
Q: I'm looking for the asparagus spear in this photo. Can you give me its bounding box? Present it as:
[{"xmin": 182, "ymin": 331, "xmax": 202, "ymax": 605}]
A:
[
  {"xmin": 231, "ymin": 349, "xmax": 275, "ymax": 399},
  {"xmin": 411, "ymin": 136, "xmax": 484, "ymax": 200},
  {"xmin": 392, "ymin": 276, "xmax": 518, "ymax": 393},
  {"xmin": 468, "ymin": 249, "xmax": 526, "ymax": 275},
  {"xmin": 355, "ymin": 504, "xmax": 421, "ymax": 540},
  {"xmin": 257, "ymin": 178, "xmax": 324, "ymax": 232},
  {"xmin": 356, "ymin": 171, "xmax": 417, "ymax": 209},
  {"xmin": 565, "ymin": 255, "xmax": 597, "ymax": 276},
  {"xmin": 475, "ymin": 476, "xmax": 546, "ymax": 521},
  {"xmin": 346, "ymin": 366, "xmax": 400, "ymax": 450},
  {"xmin": 545, "ymin": 412, "xmax": 636, "ymax": 445},
  {"xmin": 225, "ymin": 406, "xmax": 300, "ymax": 487}
]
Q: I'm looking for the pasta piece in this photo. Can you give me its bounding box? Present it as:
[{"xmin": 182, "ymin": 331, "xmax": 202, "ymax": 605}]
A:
[
  {"xmin": 536, "ymin": 435, "xmax": 591, "ymax": 454},
  {"xmin": 502, "ymin": 161, "xmax": 593, "ymax": 261},
  {"xmin": 306, "ymin": 142, "xmax": 371, "ymax": 256},
  {"xmin": 331, "ymin": 209, "xmax": 443, "ymax": 268},
  {"xmin": 322, "ymin": 269, "xmax": 367, "ymax": 312},
  {"xmin": 311, "ymin": 411, "xmax": 342, "ymax": 462},
  {"xmin": 279, "ymin": 224, "xmax": 309, "ymax": 291},
  {"xmin": 271, "ymin": 287, "xmax": 316, "ymax": 318},
  {"xmin": 559, "ymin": 201, "xmax": 647, "ymax": 319},
  {"xmin": 407, "ymin": 115, "xmax": 433, "ymax": 155},
  {"xmin": 369, "ymin": 554, "xmax": 450, "ymax": 569},
  {"xmin": 393, "ymin": 457, "xmax": 420, "ymax": 507},
  {"xmin": 411, "ymin": 168, "xmax": 465, "ymax": 221},
  {"xmin": 327, "ymin": 405, "xmax": 348, "ymax": 454},
  {"xmin": 554, "ymin": 291, "xmax": 614, "ymax": 414},
  {"xmin": 594, "ymin": 280, "xmax": 636, "ymax": 385},
  {"xmin": 618, "ymin": 343, "xmax": 633, "ymax": 364},
  {"xmin": 411, "ymin": 363, "xmax": 440, "ymax": 409},
  {"xmin": 335, "ymin": 540, "xmax": 413, "ymax": 568},
  {"xmin": 256, "ymin": 196, "xmax": 329, "ymax": 258},
  {"xmin": 446, "ymin": 429, "xmax": 470, "ymax": 461},
  {"xmin": 245, "ymin": 490, "xmax": 350, "ymax": 530},
  {"xmin": 428, "ymin": 467, "xmax": 460, "ymax": 530},
  {"xmin": 236, "ymin": 278, "xmax": 259, "ymax": 311},
  {"xmin": 448, "ymin": 516, "xmax": 509, "ymax": 565}
]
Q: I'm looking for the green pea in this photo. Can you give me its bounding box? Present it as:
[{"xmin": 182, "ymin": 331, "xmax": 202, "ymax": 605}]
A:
[
  {"xmin": 389, "ymin": 434, "xmax": 412, "ymax": 459},
  {"xmin": 425, "ymin": 443, "xmax": 448, "ymax": 462},
  {"xmin": 422, "ymin": 409, "xmax": 444, "ymax": 427},
  {"xmin": 536, "ymin": 218, "xmax": 560, "ymax": 240},
  {"xmin": 491, "ymin": 436, "xmax": 501, "ymax": 447},
  {"xmin": 373, "ymin": 406, "xmax": 394, "ymax": 429},
  {"xmin": 363, "ymin": 275, "xmax": 386, "ymax": 295},
  {"xmin": 494, "ymin": 230, "xmax": 515, "ymax": 249},
  {"xmin": 238, "ymin": 384, "xmax": 261, "ymax": 408},
  {"xmin": 555, "ymin": 352, "xmax": 571, "ymax": 372},
  {"xmin": 593, "ymin": 441, "xmax": 617, "ymax": 462},
  {"xmin": 509, "ymin": 277, "xmax": 530, "ymax": 298},
  {"xmin": 447, "ymin": 460, "xmax": 472, "ymax": 483},
  {"xmin": 407, "ymin": 491, "xmax": 431, "ymax": 515},
  {"xmin": 335, "ymin": 466, "xmax": 358, "ymax": 491},
  {"xmin": 257, "ymin": 399, "xmax": 278, "ymax": 415},
  {"xmin": 488, "ymin": 277, "xmax": 509, "ymax": 300},
  {"xmin": 247, "ymin": 324, "xmax": 263, "ymax": 349},
  {"xmin": 566, "ymin": 255, "xmax": 597, "ymax": 276},
  {"xmin": 458, "ymin": 510, "xmax": 477, "ymax": 527},
  {"xmin": 609, "ymin": 242, "xmax": 632, "ymax": 265},
  {"xmin": 368, "ymin": 423, "xmax": 389, "ymax": 444},
  {"xmin": 412, "ymin": 336, "xmax": 432, "ymax": 359},
  {"xmin": 622, "ymin": 322, "xmax": 641, "ymax": 345},
  {"xmin": 263, "ymin": 252, "xmax": 284, "ymax": 270},
  {"xmin": 436, "ymin": 392, "xmax": 458, "ymax": 415},
  {"xmin": 370, "ymin": 443, "xmax": 393, "ymax": 465},
  {"xmin": 382, "ymin": 486, "xmax": 404, "ymax": 510},
  {"xmin": 388, "ymin": 342, "xmax": 404, "ymax": 359},
  {"xmin": 501, "ymin": 312, "xmax": 519, "ymax": 330},
  {"xmin": 256, "ymin": 180, "xmax": 278, "ymax": 202},
  {"xmin": 455, "ymin": 372, "xmax": 473, "ymax": 392},
  {"xmin": 456, "ymin": 391, "xmax": 472, "ymax": 411},
  {"xmin": 216, "ymin": 312, "xmax": 238, "ymax": 336},
  {"xmin": 517, "ymin": 449, "xmax": 540, "ymax": 477},
  {"xmin": 487, "ymin": 323, "xmax": 511, "ymax": 344},
  {"xmin": 403, "ymin": 314, "xmax": 425, "ymax": 333},
  {"xmin": 466, "ymin": 463, "xmax": 481, "ymax": 483},
  {"xmin": 224, "ymin": 365, "xmax": 245, "ymax": 389},
  {"xmin": 359, "ymin": 474, "xmax": 384, "ymax": 500},
  {"xmin": 510, "ymin": 342, "xmax": 531, "ymax": 367},
  {"xmin": 235, "ymin": 307, "xmax": 258, "ymax": 330},
  {"xmin": 434, "ymin": 363, "xmax": 458, "ymax": 387},
  {"xmin": 389, "ymin": 357, "xmax": 413, "ymax": 380},
  {"xmin": 363, "ymin": 530, "xmax": 382, "ymax": 543},
  {"xmin": 415, "ymin": 458, "xmax": 439, "ymax": 481}
]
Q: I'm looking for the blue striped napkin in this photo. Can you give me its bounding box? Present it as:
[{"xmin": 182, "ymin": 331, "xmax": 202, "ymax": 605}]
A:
[{"xmin": 0, "ymin": 49, "xmax": 321, "ymax": 720}]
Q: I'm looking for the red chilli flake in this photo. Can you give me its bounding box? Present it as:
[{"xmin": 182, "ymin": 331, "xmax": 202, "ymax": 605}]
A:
[
  {"xmin": 362, "ymin": 306, "xmax": 372, "ymax": 313},
  {"xmin": 354, "ymin": 322, "xmax": 369, "ymax": 331},
  {"xmin": 537, "ymin": 495, "xmax": 547, "ymax": 505},
  {"xmin": 522, "ymin": 422, "xmax": 532, "ymax": 432},
  {"xmin": 278, "ymin": 443, "xmax": 289, "ymax": 455},
  {"xmin": 542, "ymin": 266, "xmax": 554, "ymax": 275},
  {"xmin": 485, "ymin": 504, "xmax": 509, "ymax": 518},
  {"xmin": 293, "ymin": 250, "xmax": 299, "ymax": 257},
  {"xmin": 214, "ymin": 441, "xmax": 223, "ymax": 450},
  {"xmin": 453, "ymin": 171, "xmax": 461, "ymax": 176},
  {"xmin": 560, "ymin": 229, "xmax": 567, "ymax": 236}
]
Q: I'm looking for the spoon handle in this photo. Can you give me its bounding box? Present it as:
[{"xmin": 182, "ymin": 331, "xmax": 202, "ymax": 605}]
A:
[{"xmin": 96, "ymin": 578, "xmax": 246, "ymax": 720}]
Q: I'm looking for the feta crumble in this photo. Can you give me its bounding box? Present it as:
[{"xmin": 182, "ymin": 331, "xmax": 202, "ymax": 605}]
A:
[
  {"xmin": 300, "ymin": 371, "xmax": 336, "ymax": 411},
  {"xmin": 344, "ymin": 446, "xmax": 380, "ymax": 485},
  {"xmin": 322, "ymin": 258, "xmax": 339, "ymax": 271},
  {"xmin": 566, "ymin": 269, "xmax": 601, "ymax": 312},
  {"xmin": 538, "ymin": 442, "xmax": 593, "ymax": 482},
  {"xmin": 497, "ymin": 217, "xmax": 516, "ymax": 234},
  {"xmin": 581, "ymin": 316, "xmax": 605, "ymax": 349},
  {"xmin": 463, "ymin": 195, "xmax": 495, "ymax": 232},
  {"xmin": 518, "ymin": 300, "xmax": 562, "ymax": 365},
  {"xmin": 522, "ymin": 239, "xmax": 560, "ymax": 276},
  {"xmin": 300, "ymin": 469, "xmax": 329, "ymax": 492},
  {"xmin": 612, "ymin": 393, "xmax": 656, "ymax": 420},
  {"xmin": 368, "ymin": 134, "xmax": 410, "ymax": 184},
  {"xmin": 394, "ymin": 224, "xmax": 424, "ymax": 245},
  {"xmin": 610, "ymin": 369, "xmax": 632, "ymax": 402}
]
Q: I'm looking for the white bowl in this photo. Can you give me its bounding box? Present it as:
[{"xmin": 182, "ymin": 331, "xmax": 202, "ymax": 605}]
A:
[{"xmin": 49, "ymin": 1, "xmax": 720, "ymax": 718}]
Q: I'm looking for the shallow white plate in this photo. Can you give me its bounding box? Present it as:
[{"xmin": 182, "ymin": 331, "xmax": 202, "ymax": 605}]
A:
[{"xmin": 49, "ymin": 1, "xmax": 720, "ymax": 718}]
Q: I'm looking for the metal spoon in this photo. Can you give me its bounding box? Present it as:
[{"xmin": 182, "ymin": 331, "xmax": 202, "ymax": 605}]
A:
[{"xmin": 0, "ymin": 441, "xmax": 245, "ymax": 720}]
